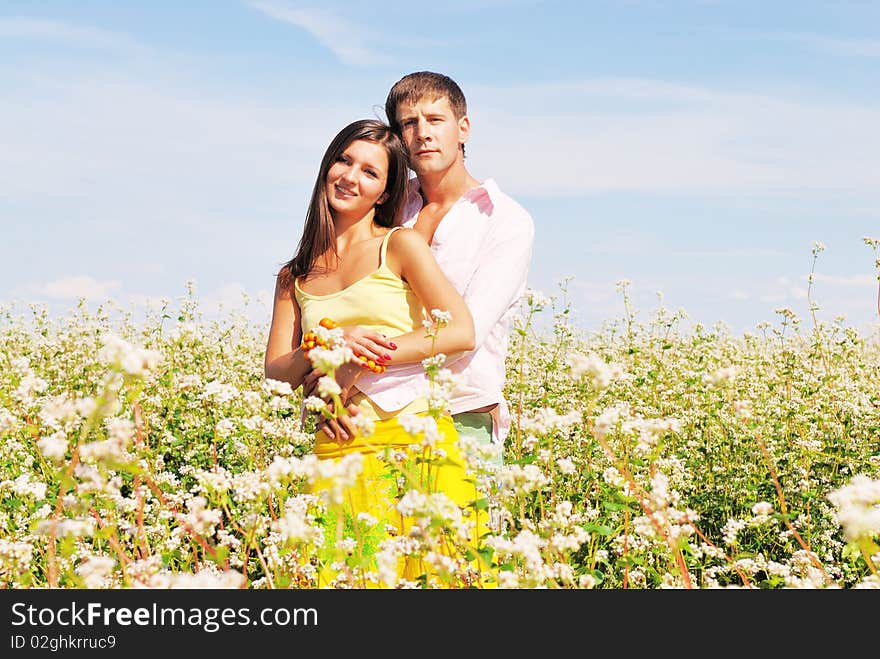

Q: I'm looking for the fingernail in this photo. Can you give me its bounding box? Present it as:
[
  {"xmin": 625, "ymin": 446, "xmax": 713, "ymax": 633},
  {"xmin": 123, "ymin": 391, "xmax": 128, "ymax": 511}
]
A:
[
  {"xmin": 384, "ymin": 354, "xmax": 392, "ymax": 360},
  {"xmin": 389, "ymin": 343, "xmax": 397, "ymax": 349}
]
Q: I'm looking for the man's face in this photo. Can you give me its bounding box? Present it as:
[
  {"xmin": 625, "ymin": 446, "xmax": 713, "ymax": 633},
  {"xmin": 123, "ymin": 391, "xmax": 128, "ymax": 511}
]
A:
[{"xmin": 395, "ymin": 96, "xmax": 469, "ymax": 177}]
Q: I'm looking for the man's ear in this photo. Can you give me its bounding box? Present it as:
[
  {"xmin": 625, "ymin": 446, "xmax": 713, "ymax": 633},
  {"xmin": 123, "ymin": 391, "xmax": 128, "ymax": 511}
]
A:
[{"xmin": 458, "ymin": 115, "xmax": 471, "ymax": 146}]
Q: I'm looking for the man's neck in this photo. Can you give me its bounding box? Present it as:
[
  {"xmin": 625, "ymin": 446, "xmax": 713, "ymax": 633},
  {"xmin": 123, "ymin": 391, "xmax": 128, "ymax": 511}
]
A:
[{"xmin": 418, "ymin": 162, "xmax": 481, "ymax": 207}]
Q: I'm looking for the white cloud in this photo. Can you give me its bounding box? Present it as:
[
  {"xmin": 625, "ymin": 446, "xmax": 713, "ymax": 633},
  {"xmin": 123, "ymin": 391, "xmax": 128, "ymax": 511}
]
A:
[
  {"xmin": 0, "ymin": 17, "xmax": 148, "ymax": 54},
  {"xmin": 0, "ymin": 68, "xmax": 348, "ymax": 211},
  {"xmin": 4, "ymin": 64, "xmax": 879, "ymax": 215},
  {"xmin": 199, "ymin": 283, "xmax": 270, "ymax": 318},
  {"xmin": 247, "ymin": 1, "xmax": 389, "ymax": 66},
  {"xmin": 808, "ymin": 273, "xmax": 876, "ymax": 287},
  {"xmin": 125, "ymin": 294, "xmax": 172, "ymax": 311},
  {"xmin": 465, "ymin": 79, "xmax": 880, "ymax": 198},
  {"xmin": 35, "ymin": 275, "xmax": 122, "ymax": 301},
  {"xmin": 734, "ymin": 276, "xmax": 873, "ymax": 310},
  {"xmin": 777, "ymin": 32, "xmax": 880, "ymax": 58}
]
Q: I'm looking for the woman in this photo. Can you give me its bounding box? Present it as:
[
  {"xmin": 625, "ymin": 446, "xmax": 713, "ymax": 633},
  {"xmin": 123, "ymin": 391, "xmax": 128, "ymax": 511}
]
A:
[{"xmin": 264, "ymin": 119, "xmax": 491, "ymax": 587}]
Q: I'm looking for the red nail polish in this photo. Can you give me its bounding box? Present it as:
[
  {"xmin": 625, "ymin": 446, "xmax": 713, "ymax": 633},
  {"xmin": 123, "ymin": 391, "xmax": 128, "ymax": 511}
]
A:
[{"xmin": 389, "ymin": 343, "xmax": 397, "ymax": 349}]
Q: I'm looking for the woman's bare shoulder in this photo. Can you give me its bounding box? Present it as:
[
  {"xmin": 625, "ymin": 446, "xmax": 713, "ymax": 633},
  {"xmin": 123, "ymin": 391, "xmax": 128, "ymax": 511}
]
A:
[
  {"xmin": 273, "ymin": 265, "xmax": 295, "ymax": 300},
  {"xmin": 388, "ymin": 226, "xmax": 429, "ymax": 252}
]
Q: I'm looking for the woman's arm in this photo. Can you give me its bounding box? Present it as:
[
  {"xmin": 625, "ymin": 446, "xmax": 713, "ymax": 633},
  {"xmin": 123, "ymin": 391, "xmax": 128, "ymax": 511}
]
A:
[
  {"xmin": 384, "ymin": 227, "xmax": 475, "ymax": 363},
  {"xmin": 305, "ymin": 230, "xmax": 474, "ymax": 443},
  {"xmin": 264, "ymin": 272, "xmax": 312, "ymax": 390}
]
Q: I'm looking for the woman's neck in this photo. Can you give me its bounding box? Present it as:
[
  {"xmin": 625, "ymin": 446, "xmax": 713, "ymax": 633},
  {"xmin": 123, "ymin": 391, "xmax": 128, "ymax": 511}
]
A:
[{"xmin": 332, "ymin": 210, "xmax": 383, "ymax": 250}]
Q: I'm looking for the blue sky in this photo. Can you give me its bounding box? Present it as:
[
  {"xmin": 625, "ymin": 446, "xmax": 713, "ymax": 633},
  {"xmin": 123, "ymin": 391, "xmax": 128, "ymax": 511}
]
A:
[{"xmin": 2, "ymin": 0, "xmax": 879, "ymax": 336}]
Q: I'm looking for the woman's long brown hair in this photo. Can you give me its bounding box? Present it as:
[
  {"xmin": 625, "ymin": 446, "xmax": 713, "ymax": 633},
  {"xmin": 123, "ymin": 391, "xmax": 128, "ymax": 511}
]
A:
[{"xmin": 278, "ymin": 119, "xmax": 409, "ymax": 289}]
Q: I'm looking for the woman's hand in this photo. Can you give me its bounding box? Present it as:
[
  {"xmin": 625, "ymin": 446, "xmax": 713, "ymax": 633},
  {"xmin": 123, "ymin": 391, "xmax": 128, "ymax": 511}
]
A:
[{"xmin": 341, "ymin": 326, "xmax": 397, "ymax": 365}]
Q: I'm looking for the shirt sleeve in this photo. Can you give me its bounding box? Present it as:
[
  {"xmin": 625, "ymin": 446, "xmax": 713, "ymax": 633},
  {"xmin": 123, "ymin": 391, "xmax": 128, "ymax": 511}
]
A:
[{"xmin": 461, "ymin": 208, "xmax": 535, "ymax": 350}]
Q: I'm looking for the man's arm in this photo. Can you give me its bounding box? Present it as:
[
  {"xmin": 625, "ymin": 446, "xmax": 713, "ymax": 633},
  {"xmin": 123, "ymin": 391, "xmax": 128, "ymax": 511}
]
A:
[{"xmin": 463, "ymin": 210, "xmax": 535, "ymax": 350}]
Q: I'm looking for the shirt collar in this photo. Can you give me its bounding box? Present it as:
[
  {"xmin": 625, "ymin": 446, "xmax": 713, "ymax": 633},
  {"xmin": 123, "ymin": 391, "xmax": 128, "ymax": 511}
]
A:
[{"xmin": 407, "ymin": 177, "xmax": 499, "ymax": 216}]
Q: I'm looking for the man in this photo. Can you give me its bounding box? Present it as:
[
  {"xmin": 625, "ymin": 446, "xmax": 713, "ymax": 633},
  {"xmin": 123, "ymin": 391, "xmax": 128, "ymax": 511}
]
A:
[{"xmin": 308, "ymin": 71, "xmax": 534, "ymax": 467}]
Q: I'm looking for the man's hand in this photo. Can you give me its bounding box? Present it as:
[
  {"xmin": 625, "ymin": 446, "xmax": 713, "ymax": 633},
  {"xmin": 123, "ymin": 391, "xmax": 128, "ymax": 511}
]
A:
[
  {"xmin": 316, "ymin": 400, "xmax": 362, "ymax": 444},
  {"xmin": 304, "ymin": 361, "xmax": 368, "ymax": 443},
  {"xmin": 303, "ymin": 360, "xmax": 364, "ymax": 403}
]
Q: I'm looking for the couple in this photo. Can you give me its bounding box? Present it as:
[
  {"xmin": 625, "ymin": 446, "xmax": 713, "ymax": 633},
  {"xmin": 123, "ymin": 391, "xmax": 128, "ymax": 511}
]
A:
[{"xmin": 264, "ymin": 71, "xmax": 534, "ymax": 586}]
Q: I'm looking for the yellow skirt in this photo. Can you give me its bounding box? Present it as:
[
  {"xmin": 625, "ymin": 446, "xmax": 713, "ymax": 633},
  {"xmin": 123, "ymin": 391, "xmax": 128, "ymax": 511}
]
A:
[{"xmin": 307, "ymin": 412, "xmax": 495, "ymax": 588}]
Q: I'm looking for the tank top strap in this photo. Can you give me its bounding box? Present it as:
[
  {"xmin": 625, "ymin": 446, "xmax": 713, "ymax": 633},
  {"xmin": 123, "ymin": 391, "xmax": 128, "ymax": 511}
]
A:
[{"xmin": 379, "ymin": 226, "xmax": 404, "ymax": 267}]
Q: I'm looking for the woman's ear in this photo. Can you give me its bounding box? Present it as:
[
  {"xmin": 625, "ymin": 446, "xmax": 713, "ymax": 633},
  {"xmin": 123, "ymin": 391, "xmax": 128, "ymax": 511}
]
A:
[{"xmin": 377, "ymin": 192, "xmax": 389, "ymax": 205}]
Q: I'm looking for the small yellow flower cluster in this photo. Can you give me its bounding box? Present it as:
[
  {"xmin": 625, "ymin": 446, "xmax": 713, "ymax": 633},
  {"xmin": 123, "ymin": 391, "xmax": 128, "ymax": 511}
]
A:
[{"xmin": 301, "ymin": 318, "xmax": 386, "ymax": 374}]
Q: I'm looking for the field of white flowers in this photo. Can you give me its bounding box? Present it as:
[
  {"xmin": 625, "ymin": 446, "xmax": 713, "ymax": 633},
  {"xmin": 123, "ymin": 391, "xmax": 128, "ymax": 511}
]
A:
[{"xmin": 2, "ymin": 254, "xmax": 880, "ymax": 589}]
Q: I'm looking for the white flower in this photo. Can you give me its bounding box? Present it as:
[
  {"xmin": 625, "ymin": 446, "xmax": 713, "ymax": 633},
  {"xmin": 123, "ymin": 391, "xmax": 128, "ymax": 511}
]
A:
[
  {"xmin": 556, "ymin": 457, "xmax": 577, "ymax": 475},
  {"xmin": 37, "ymin": 432, "xmax": 68, "ymax": 462},
  {"xmin": 399, "ymin": 415, "xmax": 439, "ymax": 447},
  {"xmin": 348, "ymin": 414, "xmax": 375, "ymax": 438},
  {"xmin": 98, "ymin": 333, "xmax": 162, "ymax": 377},
  {"xmin": 264, "ymin": 379, "xmax": 294, "ymax": 396},
  {"xmin": 145, "ymin": 568, "xmax": 245, "ymax": 589},
  {"xmin": 593, "ymin": 404, "xmax": 629, "ymax": 439},
  {"xmin": 303, "ymin": 396, "xmax": 328, "ymax": 413},
  {"xmin": 0, "ymin": 408, "xmax": 18, "ymax": 433},
  {"xmin": 525, "ymin": 288, "xmax": 551, "ymax": 310},
  {"xmin": 75, "ymin": 556, "xmax": 116, "ymax": 588},
  {"xmin": 35, "ymin": 518, "xmax": 95, "ymax": 538},
  {"xmin": 430, "ymin": 309, "xmax": 452, "ymax": 326},
  {"xmin": 105, "ymin": 417, "xmax": 135, "ymax": 444},
  {"xmin": 752, "ymin": 501, "xmax": 774, "ymax": 517},
  {"xmin": 214, "ymin": 418, "xmax": 236, "ymax": 439},
  {"xmin": 567, "ymin": 351, "xmax": 624, "ymax": 389},
  {"xmin": 703, "ymin": 366, "xmax": 737, "ymax": 387},
  {"xmin": 308, "ymin": 346, "xmax": 354, "ymax": 375},
  {"xmin": 827, "ymin": 475, "xmax": 880, "ymax": 542},
  {"xmin": 733, "ymin": 400, "xmax": 752, "ymax": 420},
  {"xmin": 316, "ymin": 376, "xmax": 341, "ymax": 398},
  {"xmin": 273, "ymin": 508, "xmax": 323, "ymax": 545},
  {"xmin": 422, "ymin": 354, "xmax": 447, "ymax": 370}
]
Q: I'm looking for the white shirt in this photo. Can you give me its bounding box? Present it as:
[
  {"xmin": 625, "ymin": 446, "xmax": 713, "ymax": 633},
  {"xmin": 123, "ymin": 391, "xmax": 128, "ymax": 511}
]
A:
[{"xmin": 355, "ymin": 177, "xmax": 535, "ymax": 444}]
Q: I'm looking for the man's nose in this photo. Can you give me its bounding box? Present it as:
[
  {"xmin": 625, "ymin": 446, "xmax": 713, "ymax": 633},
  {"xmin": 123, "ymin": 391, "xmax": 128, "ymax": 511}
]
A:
[{"xmin": 415, "ymin": 118, "xmax": 431, "ymax": 140}]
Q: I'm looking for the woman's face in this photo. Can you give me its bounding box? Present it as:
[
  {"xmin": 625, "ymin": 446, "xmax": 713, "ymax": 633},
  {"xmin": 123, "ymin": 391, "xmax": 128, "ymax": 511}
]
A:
[{"xmin": 325, "ymin": 139, "xmax": 389, "ymax": 221}]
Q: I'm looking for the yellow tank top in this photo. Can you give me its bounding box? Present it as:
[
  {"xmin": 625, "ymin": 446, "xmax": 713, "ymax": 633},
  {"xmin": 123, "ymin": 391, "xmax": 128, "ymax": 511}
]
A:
[{"xmin": 294, "ymin": 227, "xmax": 428, "ymax": 419}]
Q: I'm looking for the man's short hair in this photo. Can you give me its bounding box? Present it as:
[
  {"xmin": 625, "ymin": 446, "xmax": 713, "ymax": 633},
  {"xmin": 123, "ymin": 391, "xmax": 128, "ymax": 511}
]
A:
[{"xmin": 384, "ymin": 71, "xmax": 468, "ymax": 132}]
